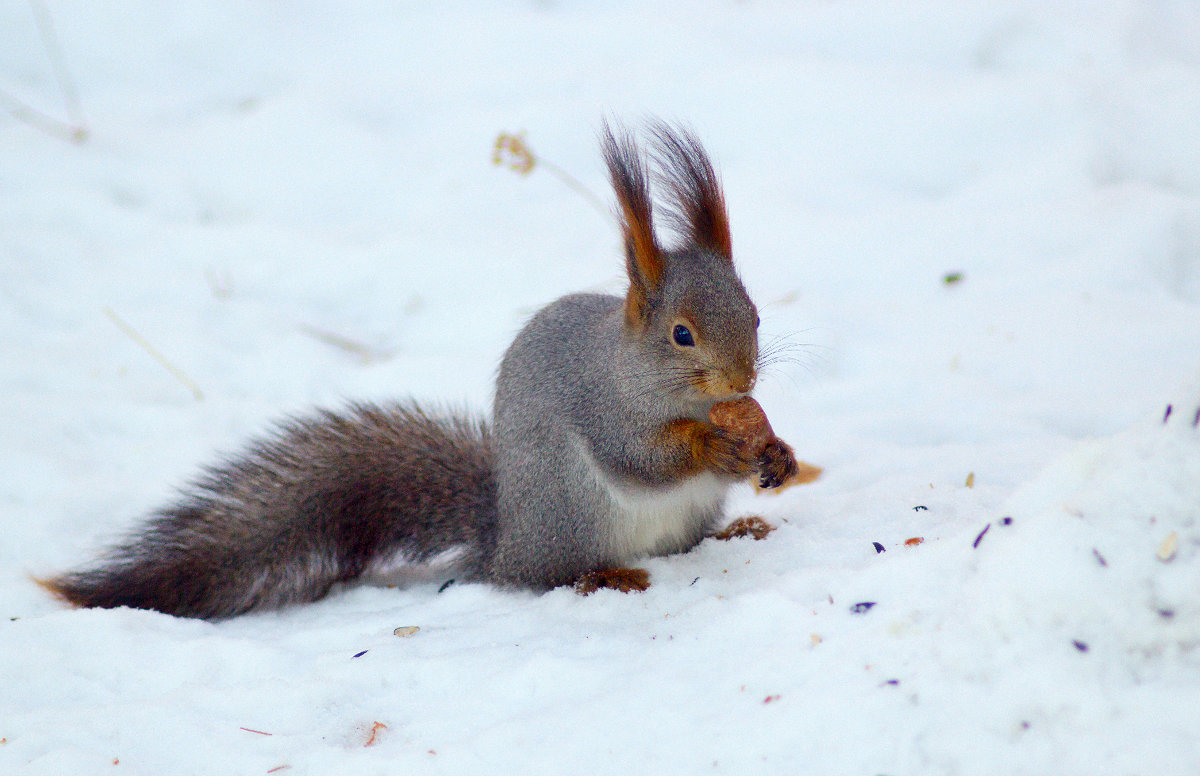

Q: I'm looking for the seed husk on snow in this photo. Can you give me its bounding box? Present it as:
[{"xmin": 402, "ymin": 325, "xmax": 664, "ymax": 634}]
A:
[{"xmin": 1156, "ymin": 532, "xmax": 1179, "ymax": 563}]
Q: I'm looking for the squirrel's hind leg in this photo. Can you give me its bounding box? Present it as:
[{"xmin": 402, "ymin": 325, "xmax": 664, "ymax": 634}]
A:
[
  {"xmin": 710, "ymin": 515, "xmax": 775, "ymax": 541},
  {"xmin": 572, "ymin": 567, "xmax": 651, "ymax": 595}
]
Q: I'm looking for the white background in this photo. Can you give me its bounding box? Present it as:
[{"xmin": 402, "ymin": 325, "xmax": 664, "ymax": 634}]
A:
[{"xmin": 3, "ymin": 2, "xmax": 1199, "ymax": 773}]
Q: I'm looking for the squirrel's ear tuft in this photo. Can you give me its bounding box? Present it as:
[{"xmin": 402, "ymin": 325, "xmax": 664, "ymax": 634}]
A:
[
  {"xmin": 650, "ymin": 122, "xmax": 732, "ymax": 262},
  {"xmin": 602, "ymin": 122, "xmax": 663, "ymax": 325}
]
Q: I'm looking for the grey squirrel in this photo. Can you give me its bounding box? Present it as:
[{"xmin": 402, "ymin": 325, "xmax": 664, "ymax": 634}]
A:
[{"xmin": 43, "ymin": 122, "xmax": 800, "ymax": 619}]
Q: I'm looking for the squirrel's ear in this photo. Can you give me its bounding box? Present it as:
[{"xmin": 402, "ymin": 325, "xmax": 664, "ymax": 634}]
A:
[
  {"xmin": 650, "ymin": 123, "xmax": 732, "ymax": 262},
  {"xmin": 603, "ymin": 122, "xmax": 663, "ymax": 325}
]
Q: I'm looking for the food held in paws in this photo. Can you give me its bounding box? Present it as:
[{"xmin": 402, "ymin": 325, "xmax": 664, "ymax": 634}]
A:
[
  {"xmin": 708, "ymin": 396, "xmax": 773, "ymax": 454},
  {"xmin": 709, "ymin": 397, "xmax": 823, "ymax": 490}
]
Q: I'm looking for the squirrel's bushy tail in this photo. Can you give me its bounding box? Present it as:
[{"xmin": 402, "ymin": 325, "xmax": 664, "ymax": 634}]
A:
[{"xmin": 42, "ymin": 402, "xmax": 495, "ymax": 619}]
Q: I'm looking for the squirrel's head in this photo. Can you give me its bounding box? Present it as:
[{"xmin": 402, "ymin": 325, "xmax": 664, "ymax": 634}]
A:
[{"xmin": 603, "ymin": 121, "xmax": 759, "ymax": 403}]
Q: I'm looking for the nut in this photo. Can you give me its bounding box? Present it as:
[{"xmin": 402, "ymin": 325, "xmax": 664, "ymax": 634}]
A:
[{"xmin": 708, "ymin": 396, "xmax": 773, "ymax": 455}]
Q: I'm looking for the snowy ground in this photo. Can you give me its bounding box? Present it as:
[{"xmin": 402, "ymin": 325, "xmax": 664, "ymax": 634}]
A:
[{"xmin": 4, "ymin": 2, "xmax": 1200, "ymax": 774}]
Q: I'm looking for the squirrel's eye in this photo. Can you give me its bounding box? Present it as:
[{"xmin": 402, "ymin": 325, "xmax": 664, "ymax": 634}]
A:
[
  {"xmin": 755, "ymin": 315, "xmax": 761, "ymax": 329},
  {"xmin": 672, "ymin": 324, "xmax": 695, "ymax": 347}
]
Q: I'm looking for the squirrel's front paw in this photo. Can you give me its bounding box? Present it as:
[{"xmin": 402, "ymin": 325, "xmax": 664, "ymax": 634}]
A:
[
  {"xmin": 757, "ymin": 439, "xmax": 799, "ymax": 489},
  {"xmin": 700, "ymin": 425, "xmax": 761, "ymax": 478}
]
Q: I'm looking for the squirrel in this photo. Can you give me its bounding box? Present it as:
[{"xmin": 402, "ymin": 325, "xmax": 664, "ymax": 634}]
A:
[{"xmin": 41, "ymin": 121, "xmax": 801, "ymax": 619}]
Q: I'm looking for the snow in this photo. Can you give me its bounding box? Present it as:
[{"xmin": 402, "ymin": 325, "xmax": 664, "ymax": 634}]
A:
[{"xmin": 3, "ymin": 1, "xmax": 1200, "ymax": 773}]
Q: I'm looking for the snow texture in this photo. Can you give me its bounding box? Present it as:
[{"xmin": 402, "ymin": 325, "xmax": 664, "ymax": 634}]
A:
[{"xmin": 3, "ymin": 1, "xmax": 1200, "ymax": 774}]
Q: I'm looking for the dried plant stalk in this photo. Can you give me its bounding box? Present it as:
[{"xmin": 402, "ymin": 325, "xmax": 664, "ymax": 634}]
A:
[
  {"xmin": 2, "ymin": 0, "xmax": 88, "ymax": 143},
  {"xmin": 493, "ymin": 131, "xmax": 610, "ymax": 219},
  {"xmin": 103, "ymin": 307, "xmax": 204, "ymax": 401},
  {"xmin": 298, "ymin": 323, "xmax": 393, "ymax": 365}
]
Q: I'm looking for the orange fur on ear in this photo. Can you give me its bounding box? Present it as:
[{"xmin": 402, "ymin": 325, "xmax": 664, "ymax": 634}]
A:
[
  {"xmin": 650, "ymin": 123, "xmax": 732, "ymax": 261},
  {"xmin": 602, "ymin": 123, "xmax": 663, "ymax": 325}
]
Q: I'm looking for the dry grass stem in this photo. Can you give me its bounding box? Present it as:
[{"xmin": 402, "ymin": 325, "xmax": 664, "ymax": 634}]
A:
[
  {"xmin": 299, "ymin": 323, "xmax": 394, "ymax": 365},
  {"xmin": 0, "ymin": 89, "xmax": 86, "ymax": 142},
  {"xmin": 2, "ymin": 0, "xmax": 89, "ymax": 143},
  {"xmin": 103, "ymin": 307, "xmax": 204, "ymax": 401},
  {"xmin": 493, "ymin": 131, "xmax": 611, "ymax": 219}
]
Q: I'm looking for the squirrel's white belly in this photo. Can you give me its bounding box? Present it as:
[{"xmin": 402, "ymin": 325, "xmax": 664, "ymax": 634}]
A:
[{"xmin": 604, "ymin": 471, "xmax": 727, "ymax": 560}]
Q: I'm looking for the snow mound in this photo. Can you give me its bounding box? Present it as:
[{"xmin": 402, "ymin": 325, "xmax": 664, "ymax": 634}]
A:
[
  {"xmin": 969, "ymin": 377, "xmax": 1200, "ymax": 661},
  {"xmin": 877, "ymin": 378, "xmax": 1200, "ymax": 774}
]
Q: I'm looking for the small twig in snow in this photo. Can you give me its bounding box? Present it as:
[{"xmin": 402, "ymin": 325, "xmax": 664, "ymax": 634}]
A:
[
  {"xmin": 0, "ymin": 89, "xmax": 85, "ymax": 142},
  {"xmin": 298, "ymin": 323, "xmax": 393, "ymax": 365},
  {"xmin": 1, "ymin": 0, "xmax": 89, "ymax": 143},
  {"xmin": 492, "ymin": 131, "xmax": 612, "ymax": 220},
  {"xmin": 103, "ymin": 307, "xmax": 204, "ymax": 401}
]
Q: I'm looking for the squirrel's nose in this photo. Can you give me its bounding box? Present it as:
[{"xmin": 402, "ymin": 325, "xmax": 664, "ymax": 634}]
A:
[{"xmin": 728, "ymin": 370, "xmax": 756, "ymax": 395}]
